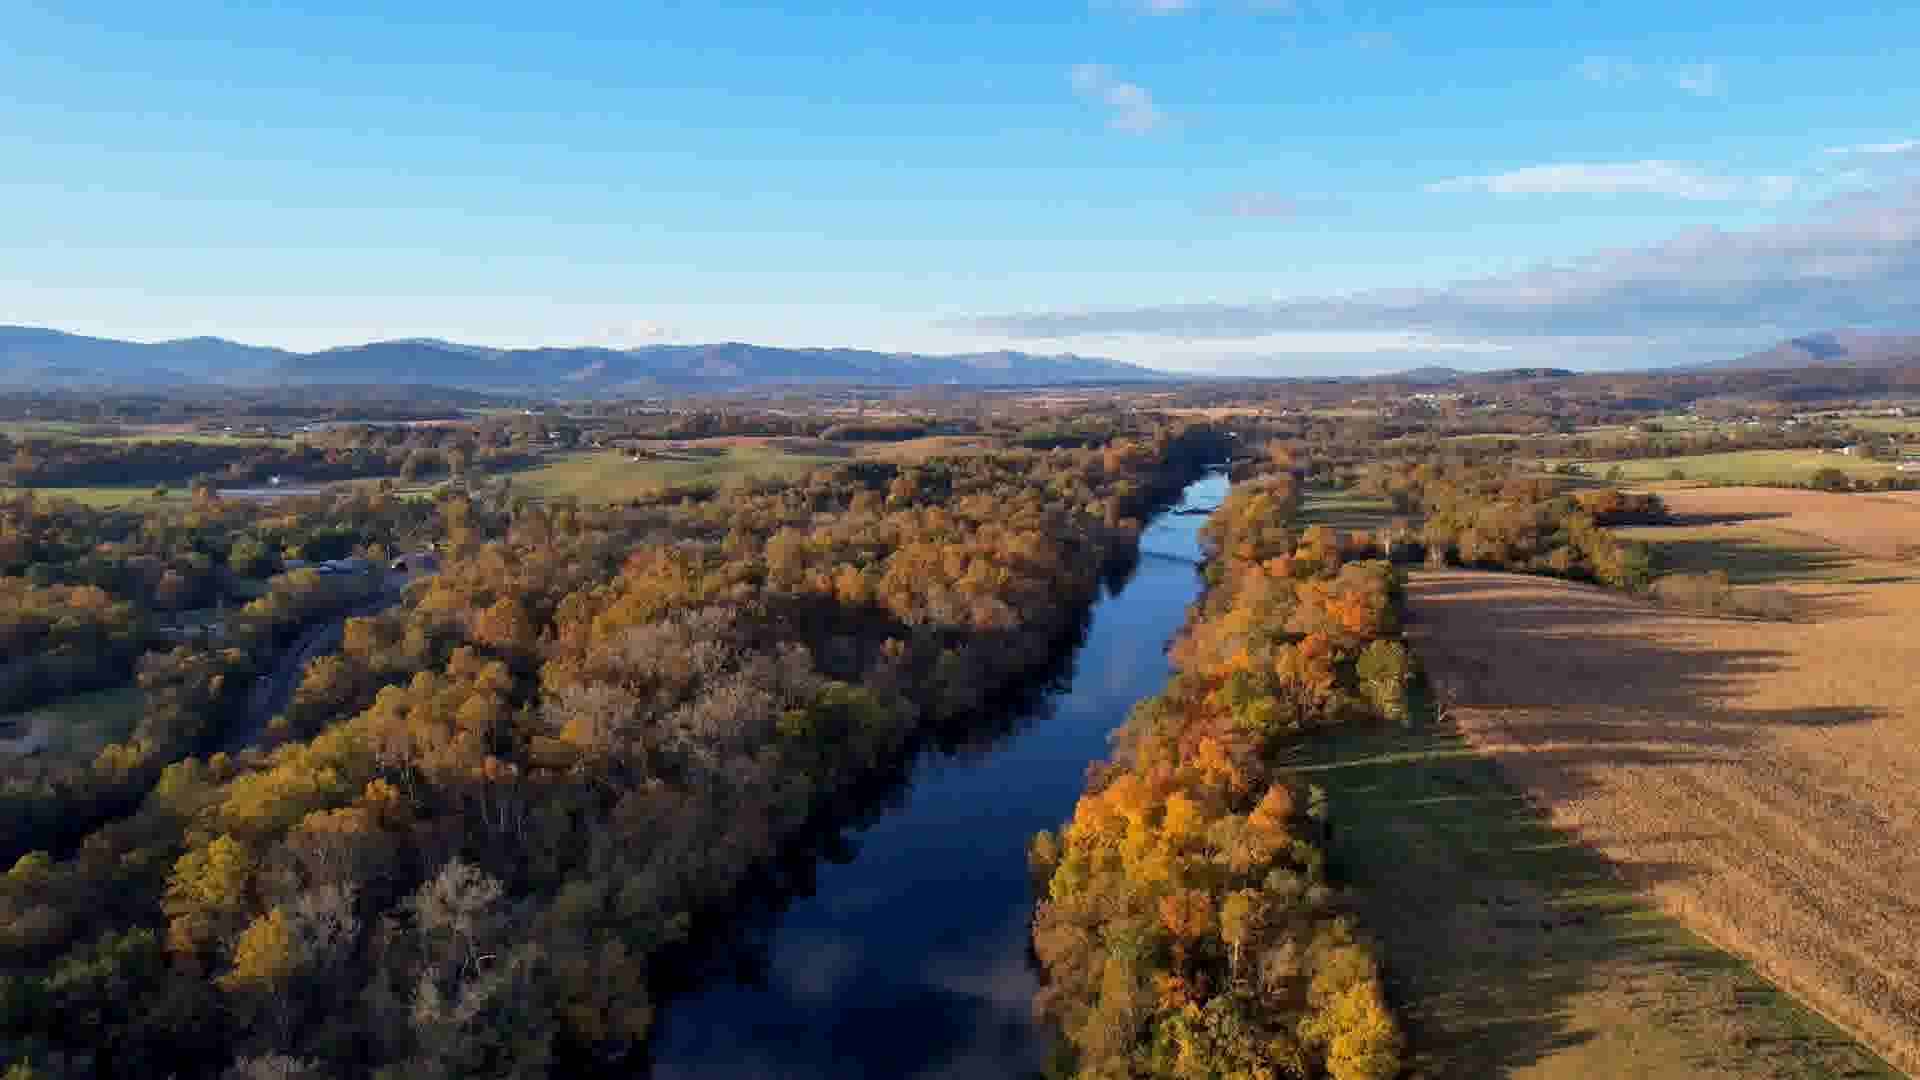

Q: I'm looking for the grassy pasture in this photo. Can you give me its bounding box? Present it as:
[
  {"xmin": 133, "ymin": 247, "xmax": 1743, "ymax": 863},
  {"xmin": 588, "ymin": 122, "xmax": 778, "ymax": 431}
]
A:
[
  {"xmin": 1404, "ymin": 569, "xmax": 1920, "ymax": 1074},
  {"xmin": 509, "ymin": 435, "xmax": 1019, "ymax": 501},
  {"xmin": 11, "ymin": 485, "xmax": 187, "ymax": 508},
  {"xmin": 1293, "ymin": 716, "xmax": 1895, "ymax": 1080},
  {"xmin": 1438, "ymin": 431, "xmax": 1536, "ymax": 443},
  {"xmin": 853, "ymin": 434, "xmax": 1004, "ymax": 462},
  {"xmin": 1824, "ymin": 416, "xmax": 1920, "ymax": 435},
  {"xmin": 1152, "ymin": 406, "xmax": 1278, "ymax": 421},
  {"xmin": 1570, "ymin": 449, "xmax": 1898, "ymax": 486},
  {"xmin": 0, "ymin": 421, "xmax": 296, "ymax": 447},
  {"xmin": 509, "ymin": 444, "xmax": 843, "ymax": 501}
]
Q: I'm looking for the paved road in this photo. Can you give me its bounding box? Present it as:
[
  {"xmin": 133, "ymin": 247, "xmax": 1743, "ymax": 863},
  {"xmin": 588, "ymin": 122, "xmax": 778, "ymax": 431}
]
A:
[{"xmin": 228, "ymin": 585, "xmax": 402, "ymax": 754}]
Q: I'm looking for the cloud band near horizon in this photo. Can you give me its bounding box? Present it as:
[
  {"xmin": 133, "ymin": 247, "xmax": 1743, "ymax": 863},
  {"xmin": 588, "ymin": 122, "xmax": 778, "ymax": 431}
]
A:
[
  {"xmin": 1426, "ymin": 160, "xmax": 1796, "ymax": 201},
  {"xmin": 956, "ymin": 183, "xmax": 1920, "ymax": 358}
]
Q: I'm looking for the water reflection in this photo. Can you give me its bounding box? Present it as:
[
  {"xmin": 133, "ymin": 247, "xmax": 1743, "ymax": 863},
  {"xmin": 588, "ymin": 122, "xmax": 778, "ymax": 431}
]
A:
[{"xmin": 646, "ymin": 471, "xmax": 1227, "ymax": 1078}]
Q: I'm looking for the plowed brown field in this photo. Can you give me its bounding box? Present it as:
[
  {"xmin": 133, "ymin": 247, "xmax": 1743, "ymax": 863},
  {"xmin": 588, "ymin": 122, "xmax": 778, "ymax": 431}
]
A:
[
  {"xmin": 1649, "ymin": 485, "xmax": 1920, "ymax": 560},
  {"xmin": 1408, "ymin": 568, "xmax": 1920, "ymax": 1074}
]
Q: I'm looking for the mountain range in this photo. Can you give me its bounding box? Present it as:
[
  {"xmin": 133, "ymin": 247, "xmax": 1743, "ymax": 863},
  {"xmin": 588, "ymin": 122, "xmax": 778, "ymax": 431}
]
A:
[
  {"xmin": 1377, "ymin": 331, "xmax": 1920, "ymax": 383},
  {"xmin": 0, "ymin": 326, "xmax": 1164, "ymax": 394},
  {"xmin": 9, "ymin": 325, "xmax": 1918, "ymax": 394}
]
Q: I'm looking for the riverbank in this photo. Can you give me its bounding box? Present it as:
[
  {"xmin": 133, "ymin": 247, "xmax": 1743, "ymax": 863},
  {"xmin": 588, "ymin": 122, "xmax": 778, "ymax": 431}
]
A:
[
  {"xmin": 1029, "ymin": 471, "xmax": 1407, "ymax": 1080},
  {"xmin": 646, "ymin": 470, "xmax": 1229, "ymax": 1078}
]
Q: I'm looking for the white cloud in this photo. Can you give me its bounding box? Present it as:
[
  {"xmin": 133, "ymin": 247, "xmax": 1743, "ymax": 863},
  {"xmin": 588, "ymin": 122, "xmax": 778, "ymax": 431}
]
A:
[
  {"xmin": 1574, "ymin": 57, "xmax": 1725, "ymax": 97},
  {"xmin": 1825, "ymin": 139, "xmax": 1920, "ymax": 158},
  {"xmin": 1574, "ymin": 56, "xmax": 1639, "ymax": 85},
  {"xmin": 1096, "ymin": 0, "xmax": 1299, "ymax": 12},
  {"xmin": 1200, "ymin": 331, "xmax": 1513, "ymax": 354},
  {"xmin": 592, "ymin": 320, "xmax": 674, "ymax": 347},
  {"xmin": 1217, "ymin": 192, "xmax": 1304, "ymax": 218},
  {"xmin": 1069, "ymin": 64, "xmax": 1166, "ymax": 134},
  {"xmin": 1427, "ymin": 160, "xmax": 1796, "ymax": 201},
  {"xmin": 1672, "ymin": 62, "xmax": 1724, "ymax": 97},
  {"xmin": 959, "ymin": 181, "xmax": 1920, "ymax": 367},
  {"xmin": 1089, "ymin": 0, "xmax": 1192, "ymax": 14}
]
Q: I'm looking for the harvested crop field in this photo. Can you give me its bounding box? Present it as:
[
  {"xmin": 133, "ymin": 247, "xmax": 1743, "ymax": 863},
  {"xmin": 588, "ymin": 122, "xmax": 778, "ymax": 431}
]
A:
[
  {"xmin": 854, "ymin": 434, "xmax": 1003, "ymax": 461},
  {"xmin": 1648, "ymin": 485, "xmax": 1920, "ymax": 562},
  {"xmin": 1407, "ymin": 569, "xmax": 1920, "ymax": 1073},
  {"xmin": 1296, "ymin": 718, "xmax": 1895, "ymax": 1080}
]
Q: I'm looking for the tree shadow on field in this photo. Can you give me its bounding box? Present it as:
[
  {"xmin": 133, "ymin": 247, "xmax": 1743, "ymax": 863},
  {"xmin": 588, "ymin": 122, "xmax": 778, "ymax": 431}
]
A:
[
  {"xmin": 1404, "ymin": 574, "xmax": 1883, "ymax": 802},
  {"xmin": 1637, "ymin": 532, "xmax": 1855, "ymax": 585},
  {"xmin": 1662, "ymin": 509, "xmax": 1793, "ymax": 527},
  {"xmin": 1277, "ymin": 570, "xmax": 1895, "ymax": 1080}
]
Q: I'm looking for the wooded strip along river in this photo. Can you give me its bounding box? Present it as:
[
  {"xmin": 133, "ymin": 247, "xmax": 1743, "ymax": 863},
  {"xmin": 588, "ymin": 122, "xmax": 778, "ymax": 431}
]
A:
[{"xmin": 650, "ymin": 470, "xmax": 1227, "ymax": 1078}]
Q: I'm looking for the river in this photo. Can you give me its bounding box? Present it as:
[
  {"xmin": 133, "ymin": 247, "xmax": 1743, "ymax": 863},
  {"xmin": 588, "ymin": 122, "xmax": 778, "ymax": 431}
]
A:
[{"xmin": 648, "ymin": 469, "xmax": 1228, "ymax": 1079}]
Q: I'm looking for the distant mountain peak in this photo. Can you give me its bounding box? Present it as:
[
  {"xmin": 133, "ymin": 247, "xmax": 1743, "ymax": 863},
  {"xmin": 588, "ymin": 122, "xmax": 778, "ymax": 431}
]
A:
[
  {"xmin": 1702, "ymin": 329, "xmax": 1920, "ymax": 371},
  {"xmin": 1784, "ymin": 333, "xmax": 1849, "ymax": 360}
]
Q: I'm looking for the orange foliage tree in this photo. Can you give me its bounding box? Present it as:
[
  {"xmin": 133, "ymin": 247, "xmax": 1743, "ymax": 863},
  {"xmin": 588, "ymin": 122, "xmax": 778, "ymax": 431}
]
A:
[{"xmin": 1032, "ymin": 472, "xmax": 1405, "ymax": 1079}]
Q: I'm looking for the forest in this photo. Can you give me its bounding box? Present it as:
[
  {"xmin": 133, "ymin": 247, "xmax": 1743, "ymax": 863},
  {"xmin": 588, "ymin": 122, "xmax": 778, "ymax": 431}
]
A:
[
  {"xmin": 0, "ymin": 487, "xmax": 450, "ymax": 869},
  {"xmin": 0, "ymin": 423, "xmax": 1228, "ymax": 1077},
  {"xmin": 0, "ymin": 490, "xmax": 438, "ymax": 714}
]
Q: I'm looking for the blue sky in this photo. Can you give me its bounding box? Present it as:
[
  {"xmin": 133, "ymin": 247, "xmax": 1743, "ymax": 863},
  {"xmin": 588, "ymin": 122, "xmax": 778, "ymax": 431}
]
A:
[{"xmin": 4, "ymin": 1, "xmax": 1919, "ymax": 373}]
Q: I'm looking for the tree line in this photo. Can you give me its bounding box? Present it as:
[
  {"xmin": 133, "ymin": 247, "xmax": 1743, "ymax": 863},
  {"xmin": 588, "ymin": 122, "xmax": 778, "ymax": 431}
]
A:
[
  {"xmin": 0, "ymin": 424, "xmax": 1226, "ymax": 1077},
  {"xmin": 1029, "ymin": 469, "xmax": 1407, "ymax": 1080},
  {"xmin": 1353, "ymin": 463, "xmax": 1660, "ymax": 590},
  {"xmin": 1, "ymin": 433, "xmax": 537, "ymax": 491}
]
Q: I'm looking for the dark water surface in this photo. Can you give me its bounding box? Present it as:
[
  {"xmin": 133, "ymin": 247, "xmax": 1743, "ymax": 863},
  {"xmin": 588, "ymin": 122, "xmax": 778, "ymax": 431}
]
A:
[{"xmin": 649, "ymin": 471, "xmax": 1227, "ymax": 1079}]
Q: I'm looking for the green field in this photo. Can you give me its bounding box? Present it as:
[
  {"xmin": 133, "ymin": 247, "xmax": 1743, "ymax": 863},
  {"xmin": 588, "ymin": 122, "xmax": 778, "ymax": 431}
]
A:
[
  {"xmin": 1567, "ymin": 449, "xmax": 1900, "ymax": 486},
  {"xmin": 509, "ymin": 445, "xmax": 844, "ymax": 501},
  {"xmin": 0, "ymin": 686, "xmax": 143, "ymax": 767},
  {"xmin": 0, "ymin": 422, "xmax": 296, "ymax": 447},
  {"xmin": 1834, "ymin": 416, "xmax": 1920, "ymax": 435},
  {"xmin": 10, "ymin": 485, "xmax": 188, "ymax": 507},
  {"xmin": 1289, "ymin": 712, "xmax": 1895, "ymax": 1079},
  {"xmin": 1434, "ymin": 431, "xmax": 1535, "ymax": 444}
]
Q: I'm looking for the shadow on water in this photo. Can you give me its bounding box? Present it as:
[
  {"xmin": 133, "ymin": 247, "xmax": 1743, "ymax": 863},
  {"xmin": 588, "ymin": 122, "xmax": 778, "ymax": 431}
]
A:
[
  {"xmin": 631, "ymin": 609, "xmax": 1090, "ymax": 1074},
  {"xmin": 632, "ymin": 469, "xmax": 1229, "ymax": 1080}
]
